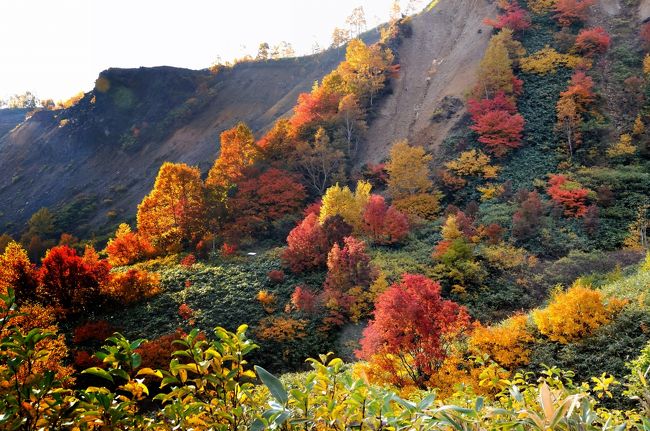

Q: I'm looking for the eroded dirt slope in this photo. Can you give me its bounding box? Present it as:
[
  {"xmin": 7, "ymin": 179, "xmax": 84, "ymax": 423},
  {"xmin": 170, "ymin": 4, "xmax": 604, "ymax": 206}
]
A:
[{"xmin": 358, "ymin": 0, "xmax": 496, "ymax": 165}]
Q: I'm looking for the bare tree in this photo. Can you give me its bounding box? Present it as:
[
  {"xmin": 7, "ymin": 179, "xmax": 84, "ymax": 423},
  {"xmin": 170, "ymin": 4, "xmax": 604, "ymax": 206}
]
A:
[{"xmin": 346, "ymin": 6, "xmax": 367, "ymax": 37}]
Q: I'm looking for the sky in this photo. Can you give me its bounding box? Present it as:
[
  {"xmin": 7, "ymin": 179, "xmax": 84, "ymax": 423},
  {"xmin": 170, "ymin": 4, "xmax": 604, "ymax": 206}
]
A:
[{"xmin": 0, "ymin": 0, "xmax": 424, "ymax": 102}]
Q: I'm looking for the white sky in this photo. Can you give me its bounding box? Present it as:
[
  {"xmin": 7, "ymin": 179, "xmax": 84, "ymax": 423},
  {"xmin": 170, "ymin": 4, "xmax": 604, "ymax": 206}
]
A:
[{"xmin": 0, "ymin": 0, "xmax": 424, "ymax": 102}]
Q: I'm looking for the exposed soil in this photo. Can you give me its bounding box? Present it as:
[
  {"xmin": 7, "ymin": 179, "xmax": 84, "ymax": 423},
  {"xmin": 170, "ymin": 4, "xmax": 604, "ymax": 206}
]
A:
[{"xmin": 357, "ymin": 0, "xmax": 496, "ymax": 165}]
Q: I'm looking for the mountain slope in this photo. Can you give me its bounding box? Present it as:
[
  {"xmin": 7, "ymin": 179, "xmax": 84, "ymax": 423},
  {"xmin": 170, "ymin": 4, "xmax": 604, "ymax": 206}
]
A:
[
  {"xmin": 0, "ymin": 53, "xmax": 347, "ymax": 236},
  {"xmin": 358, "ymin": 0, "xmax": 496, "ymax": 164}
]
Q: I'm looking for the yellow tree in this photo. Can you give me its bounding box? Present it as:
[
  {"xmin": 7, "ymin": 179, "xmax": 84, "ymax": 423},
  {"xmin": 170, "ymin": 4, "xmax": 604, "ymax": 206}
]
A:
[
  {"xmin": 475, "ymin": 34, "xmax": 519, "ymax": 98},
  {"xmin": 386, "ymin": 140, "xmax": 433, "ymax": 199},
  {"xmin": 319, "ymin": 181, "xmax": 371, "ymax": 230},
  {"xmin": 137, "ymin": 162, "xmax": 206, "ymax": 252},
  {"xmin": 0, "ymin": 241, "xmax": 38, "ymax": 301},
  {"xmin": 607, "ymin": 133, "xmax": 636, "ymax": 158},
  {"xmin": 338, "ymin": 39, "xmax": 394, "ymax": 106},
  {"xmin": 206, "ymin": 122, "xmax": 259, "ymax": 192},
  {"xmin": 556, "ymin": 95, "xmax": 581, "ymax": 157}
]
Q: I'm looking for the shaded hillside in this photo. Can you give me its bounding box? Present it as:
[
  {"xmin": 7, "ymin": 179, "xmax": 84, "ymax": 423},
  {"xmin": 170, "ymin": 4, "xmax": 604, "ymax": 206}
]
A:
[
  {"xmin": 358, "ymin": 0, "xmax": 496, "ymax": 164},
  {"xmin": 0, "ymin": 52, "xmax": 349, "ymax": 237},
  {"xmin": 0, "ymin": 108, "xmax": 28, "ymax": 139}
]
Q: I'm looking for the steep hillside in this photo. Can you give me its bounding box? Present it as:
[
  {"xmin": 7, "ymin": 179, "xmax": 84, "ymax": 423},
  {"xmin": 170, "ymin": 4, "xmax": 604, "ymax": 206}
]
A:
[
  {"xmin": 0, "ymin": 108, "xmax": 28, "ymax": 138},
  {"xmin": 0, "ymin": 54, "xmax": 346, "ymax": 237},
  {"xmin": 358, "ymin": 0, "xmax": 496, "ymax": 164}
]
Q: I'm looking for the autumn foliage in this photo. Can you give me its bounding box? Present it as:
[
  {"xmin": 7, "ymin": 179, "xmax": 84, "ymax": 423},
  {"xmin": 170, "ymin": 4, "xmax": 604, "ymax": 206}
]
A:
[
  {"xmin": 556, "ymin": 71, "xmax": 595, "ymax": 155},
  {"xmin": 533, "ymin": 283, "xmax": 625, "ymax": 344},
  {"xmin": 38, "ymin": 245, "xmax": 111, "ymax": 313},
  {"xmin": 469, "ymin": 314, "xmax": 534, "ymax": 368},
  {"xmin": 547, "ymin": 174, "xmax": 590, "ymax": 217},
  {"xmin": 206, "ymin": 122, "xmax": 260, "ymax": 191},
  {"xmin": 137, "ymin": 162, "xmax": 206, "ymax": 252},
  {"xmin": 224, "ymin": 168, "xmax": 306, "ymax": 240},
  {"xmin": 470, "ymin": 108, "xmax": 525, "ymax": 157},
  {"xmin": 282, "ymin": 213, "xmax": 330, "ymax": 273},
  {"xmin": 484, "ymin": 1, "xmax": 531, "ymax": 32},
  {"xmin": 323, "ymin": 236, "xmax": 375, "ymax": 319},
  {"xmin": 554, "ymin": 0, "xmax": 595, "ymax": 26},
  {"xmin": 105, "ymin": 223, "xmax": 155, "ymax": 266},
  {"xmin": 574, "ymin": 27, "xmax": 611, "ymax": 57},
  {"xmin": 470, "ymin": 39, "xmax": 525, "ymax": 157},
  {"xmin": 362, "ymin": 195, "xmax": 409, "ymax": 245},
  {"xmin": 3, "ymin": 302, "xmax": 75, "ymax": 384},
  {"xmin": 357, "ymin": 274, "xmax": 470, "ymax": 387},
  {"xmin": 0, "ymin": 241, "xmax": 39, "ymax": 302},
  {"xmin": 101, "ymin": 269, "xmax": 161, "ymax": 305},
  {"xmin": 73, "ymin": 320, "xmax": 114, "ymax": 344}
]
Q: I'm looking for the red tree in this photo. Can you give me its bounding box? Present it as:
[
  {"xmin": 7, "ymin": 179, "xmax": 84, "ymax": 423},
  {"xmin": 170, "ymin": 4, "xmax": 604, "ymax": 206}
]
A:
[
  {"xmin": 291, "ymin": 285, "xmax": 318, "ymax": 313},
  {"xmin": 105, "ymin": 224, "xmax": 155, "ymax": 267},
  {"xmin": 470, "ymin": 110, "xmax": 525, "ymax": 157},
  {"xmin": 324, "ymin": 236, "xmax": 374, "ymax": 295},
  {"xmin": 322, "ymin": 214, "xmax": 354, "ymax": 248},
  {"xmin": 575, "ymin": 27, "xmax": 611, "ymax": 57},
  {"xmin": 554, "ymin": 0, "xmax": 595, "ymax": 26},
  {"xmin": 547, "ymin": 174, "xmax": 590, "ymax": 217},
  {"xmin": 224, "ymin": 168, "xmax": 306, "ymax": 239},
  {"xmin": 362, "ymin": 195, "xmax": 409, "ymax": 245},
  {"xmin": 562, "ymin": 71, "xmax": 595, "ymax": 106},
  {"xmin": 357, "ymin": 274, "xmax": 470, "ymax": 387},
  {"xmin": 282, "ymin": 213, "xmax": 330, "ymax": 273},
  {"xmin": 484, "ymin": 1, "xmax": 531, "ymax": 32},
  {"xmin": 641, "ymin": 22, "xmax": 650, "ymax": 50},
  {"xmin": 290, "ymin": 85, "xmax": 341, "ymax": 133},
  {"xmin": 512, "ymin": 191, "xmax": 545, "ymax": 240},
  {"xmin": 468, "ymin": 91, "xmax": 517, "ymax": 121},
  {"xmin": 38, "ymin": 245, "xmax": 111, "ymax": 314}
]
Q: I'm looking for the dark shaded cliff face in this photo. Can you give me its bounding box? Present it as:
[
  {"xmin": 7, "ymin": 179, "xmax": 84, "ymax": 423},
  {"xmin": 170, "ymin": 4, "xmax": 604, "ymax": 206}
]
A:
[{"xmin": 0, "ymin": 52, "xmax": 346, "ymax": 237}]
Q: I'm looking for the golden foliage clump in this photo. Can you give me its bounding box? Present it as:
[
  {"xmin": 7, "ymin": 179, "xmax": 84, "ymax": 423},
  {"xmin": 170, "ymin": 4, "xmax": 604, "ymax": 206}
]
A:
[
  {"xmin": 480, "ymin": 244, "xmax": 529, "ymax": 270},
  {"xmin": 427, "ymin": 349, "xmax": 510, "ymax": 400},
  {"xmin": 445, "ymin": 149, "xmax": 500, "ymax": 179},
  {"xmin": 136, "ymin": 162, "xmax": 206, "ymax": 252},
  {"xmin": 101, "ymin": 269, "xmax": 161, "ymax": 305},
  {"xmin": 644, "ymin": 54, "xmax": 650, "ymax": 76},
  {"xmin": 491, "ymin": 29, "xmax": 526, "ymax": 67},
  {"xmin": 469, "ymin": 314, "xmax": 534, "ymax": 368},
  {"xmin": 633, "ymin": 115, "xmax": 646, "ymax": 136},
  {"xmin": 319, "ymin": 180, "xmax": 371, "ymax": 230},
  {"xmin": 475, "ymin": 33, "xmax": 519, "ymax": 97},
  {"xmin": 606, "ymin": 133, "xmax": 636, "ymax": 158},
  {"xmin": 532, "ymin": 282, "xmax": 626, "ymax": 344},
  {"xmin": 256, "ymin": 289, "xmax": 277, "ymax": 313},
  {"xmin": 57, "ymin": 91, "xmax": 85, "ymax": 109},
  {"xmin": 393, "ymin": 193, "xmax": 441, "ymax": 221},
  {"xmin": 520, "ymin": 47, "xmax": 588, "ymax": 75},
  {"xmin": 477, "ymin": 184, "xmax": 505, "ymax": 201},
  {"xmin": 347, "ymin": 272, "xmax": 389, "ymax": 323},
  {"xmin": 0, "ymin": 241, "xmax": 37, "ymax": 297},
  {"xmin": 643, "ymin": 252, "xmax": 650, "ymax": 271},
  {"xmin": 255, "ymin": 316, "xmax": 307, "ymax": 342},
  {"xmin": 527, "ymin": 0, "xmax": 557, "ymax": 14},
  {"xmin": 386, "ymin": 140, "xmax": 433, "ymax": 199},
  {"xmin": 3, "ymin": 303, "xmax": 75, "ymax": 385}
]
